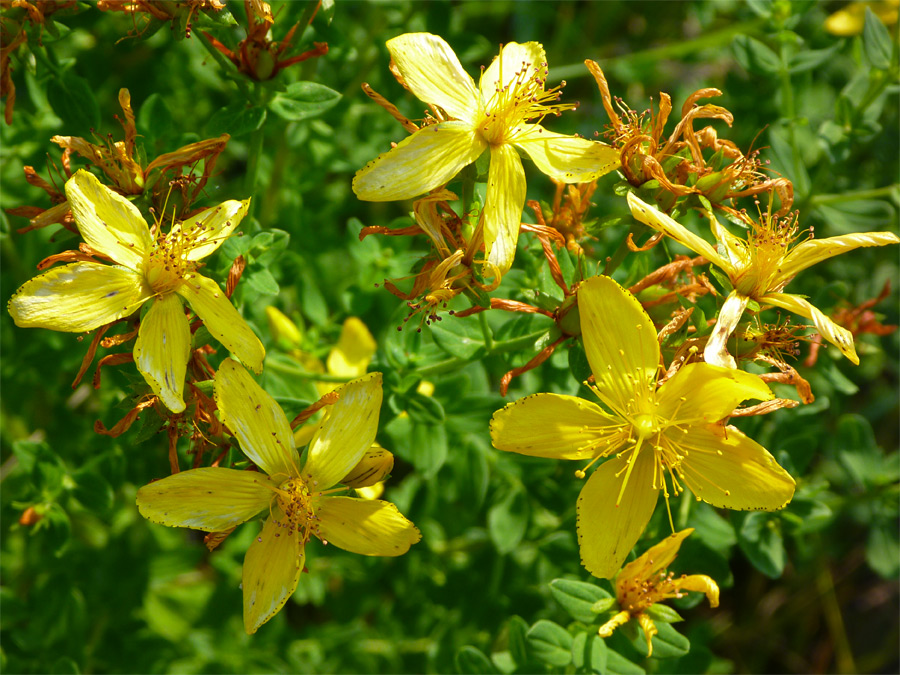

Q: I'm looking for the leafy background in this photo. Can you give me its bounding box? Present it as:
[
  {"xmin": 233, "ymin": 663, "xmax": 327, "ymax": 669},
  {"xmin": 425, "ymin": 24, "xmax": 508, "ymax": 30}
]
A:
[{"xmin": 1, "ymin": 1, "xmax": 897, "ymax": 673}]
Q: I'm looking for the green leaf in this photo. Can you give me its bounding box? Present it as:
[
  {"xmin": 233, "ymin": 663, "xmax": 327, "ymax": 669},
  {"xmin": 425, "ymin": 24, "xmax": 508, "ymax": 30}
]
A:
[
  {"xmin": 403, "ymin": 391, "xmax": 446, "ymax": 424},
  {"xmin": 549, "ymin": 578, "xmax": 612, "ymax": 623},
  {"xmin": 270, "ymin": 82, "xmax": 342, "ymax": 121},
  {"xmin": 431, "ymin": 317, "xmax": 485, "ymax": 360},
  {"xmin": 507, "ymin": 615, "xmax": 530, "ymax": 667},
  {"xmin": 737, "ymin": 512, "xmax": 786, "ymax": 578},
  {"xmin": 788, "ymin": 44, "xmax": 842, "ymax": 74},
  {"xmin": 206, "ymin": 101, "xmax": 267, "ymax": 138},
  {"xmin": 633, "ymin": 621, "xmax": 690, "ymax": 659},
  {"xmin": 686, "ymin": 502, "xmax": 736, "ymax": 551},
  {"xmin": 488, "ymin": 485, "xmax": 529, "ymax": 555},
  {"xmin": 526, "ymin": 620, "xmax": 573, "ymax": 667},
  {"xmin": 138, "ymin": 93, "xmax": 173, "ymax": 141},
  {"xmin": 866, "ymin": 520, "xmax": 900, "ymax": 579},
  {"xmin": 604, "ymin": 648, "xmax": 645, "ymax": 675},
  {"xmin": 455, "ymin": 646, "xmax": 498, "ymax": 674},
  {"xmin": 814, "ymin": 199, "xmax": 897, "ymax": 235},
  {"xmin": 732, "ymin": 35, "xmax": 782, "ymax": 74},
  {"xmin": 863, "ymin": 7, "xmax": 893, "ymax": 70},
  {"xmin": 572, "ymin": 632, "xmax": 608, "ymax": 673},
  {"xmin": 71, "ymin": 469, "xmax": 114, "ymax": 513},
  {"xmin": 645, "ymin": 603, "xmax": 683, "ymax": 624},
  {"xmin": 246, "ymin": 269, "xmax": 280, "ymax": 295},
  {"xmin": 46, "ymin": 70, "xmax": 100, "ymax": 134}
]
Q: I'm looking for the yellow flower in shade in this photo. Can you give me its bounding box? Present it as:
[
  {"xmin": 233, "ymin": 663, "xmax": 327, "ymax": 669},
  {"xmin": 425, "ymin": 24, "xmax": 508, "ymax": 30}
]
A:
[
  {"xmin": 598, "ymin": 529, "xmax": 719, "ymax": 656},
  {"xmin": 490, "ymin": 275, "xmax": 795, "ymax": 578},
  {"xmin": 352, "ymin": 32, "xmax": 620, "ymax": 273},
  {"xmin": 7, "ymin": 170, "xmax": 264, "ymax": 413},
  {"xmin": 136, "ymin": 359, "xmax": 420, "ymax": 634},
  {"xmin": 627, "ymin": 192, "xmax": 900, "ymax": 368}
]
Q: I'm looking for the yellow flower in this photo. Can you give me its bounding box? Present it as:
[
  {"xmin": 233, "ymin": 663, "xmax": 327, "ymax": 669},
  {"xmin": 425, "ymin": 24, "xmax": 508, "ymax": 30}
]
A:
[
  {"xmin": 353, "ymin": 32, "xmax": 620, "ymax": 273},
  {"xmin": 7, "ymin": 169, "xmax": 264, "ymax": 412},
  {"xmin": 598, "ymin": 528, "xmax": 719, "ymax": 656},
  {"xmin": 136, "ymin": 359, "xmax": 420, "ymax": 634},
  {"xmin": 824, "ymin": 0, "xmax": 898, "ymax": 35},
  {"xmin": 627, "ymin": 192, "xmax": 900, "ymax": 368},
  {"xmin": 490, "ymin": 275, "xmax": 795, "ymax": 578}
]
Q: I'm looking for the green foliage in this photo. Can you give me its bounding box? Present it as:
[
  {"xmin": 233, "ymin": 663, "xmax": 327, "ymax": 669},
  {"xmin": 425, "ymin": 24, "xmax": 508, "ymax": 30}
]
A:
[{"xmin": 1, "ymin": 1, "xmax": 898, "ymax": 673}]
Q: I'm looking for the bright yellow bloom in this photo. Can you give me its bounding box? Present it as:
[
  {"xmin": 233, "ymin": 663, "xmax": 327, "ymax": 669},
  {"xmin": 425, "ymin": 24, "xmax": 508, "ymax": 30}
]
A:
[
  {"xmin": 824, "ymin": 0, "xmax": 898, "ymax": 35},
  {"xmin": 490, "ymin": 275, "xmax": 795, "ymax": 578},
  {"xmin": 598, "ymin": 529, "xmax": 719, "ymax": 656},
  {"xmin": 353, "ymin": 32, "xmax": 619, "ymax": 273},
  {"xmin": 136, "ymin": 359, "xmax": 420, "ymax": 634},
  {"xmin": 7, "ymin": 170, "xmax": 264, "ymax": 412},
  {"xmin": 627, "ymin": 192, "xmax": 900, "ymax": 368}
]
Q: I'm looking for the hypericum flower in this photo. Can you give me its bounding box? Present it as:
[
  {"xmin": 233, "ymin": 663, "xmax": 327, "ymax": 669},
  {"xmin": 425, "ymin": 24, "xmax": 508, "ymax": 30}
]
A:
[
  {"xmin": 627, "ymin": 192, "xmax": 900, "ymax": 368},
  {"xmin": 7, "ymin": 169, "xmax": 264, "ymax": 412},
  {"xmin": 597, "ymin": 528, "xmax": 718, "ymax": 656},
  {"xmin": 136, "ymin": 359, "xmax": 420, "ymax": 634},
  {"xmin": 490, "ymin": 275, "xmax": 795, "ymax": 578},
  {"xmin": 353, "ymin": 32, "xmax": 619, "ymax": 273}
]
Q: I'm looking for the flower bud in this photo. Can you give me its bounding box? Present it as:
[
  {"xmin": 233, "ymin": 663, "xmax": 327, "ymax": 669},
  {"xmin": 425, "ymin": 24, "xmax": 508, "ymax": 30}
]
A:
[{"xmin": 341, "ymin": 445, "xmax": 394, "ymax": 488}]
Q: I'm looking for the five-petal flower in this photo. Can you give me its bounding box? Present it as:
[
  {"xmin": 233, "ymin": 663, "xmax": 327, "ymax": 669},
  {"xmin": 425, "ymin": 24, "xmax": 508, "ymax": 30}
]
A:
[
  {"xmin": 598, "ymin": 528, "xmax": 719, "ymax": 656},
  {"xmin": 7, "ymin": 169, "xmax": 264, "ymax": 412},
  {"xmin": 136, "ymin": 359, "xmax": 420, "ymax": 634},
  {"xmin": 491, "ymin": 274, "xmax": 795, "ymax": 578},
  {"xmin": 353, "ymin": 32, "xmax": 619, "ymax": 273},
  {"xmin": 627, "ymin": 191, "xmax": 900, "ymax": 367}
]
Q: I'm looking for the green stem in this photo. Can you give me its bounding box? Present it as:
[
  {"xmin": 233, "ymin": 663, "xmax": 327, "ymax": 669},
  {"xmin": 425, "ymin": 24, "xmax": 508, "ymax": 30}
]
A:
[
  {"xmin": 266, "ymin": 359, "xmax": 352, "ymax": 383},
  {"xmin": 244, "ymin": 117, "xmax": 266, "ymax": 201},
  {"xmin": 603, "ymin": 222, "xmax": 642, "ymax": 277},
  {"xmin": 811, "ymin": 185, "xmax": 900, "ymax": 206},
  {"xmin": 416, "ymin": 328, "xmax": 551, "ymax": 377},
  {"xmin": 552, "ymin": 18, "xmax": 766, "ymax": 80},
  {"xmin": 478, "ymin": 311, "xmax": 494, "ymax": 353}
]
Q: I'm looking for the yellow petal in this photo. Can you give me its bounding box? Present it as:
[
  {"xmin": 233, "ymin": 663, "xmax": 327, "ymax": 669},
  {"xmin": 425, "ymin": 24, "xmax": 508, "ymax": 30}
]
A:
[
  {"xmin": 514, "ymin": 125, "xmax": 620, "ymax": 183},
  {"xmin": 214, "ymin": 358, "xmax": 300, "ymax": 480},
  {"xmin": 626, "ymin": 192, "xmax": 727, "ymax": 269},
  {"xmin": 703, "ymin": 290, "xmax": 749, "ymax": 369},
  {"xmin": 674, "ymin": 574, "xmax": 720, "ymax": 607},
  {"xmin": 306, "ymin": 373, "xmax": 383, "ymax": 490},
  {"xmin": 64, "ymin": 169, "xmax": 152, "ymax": 271},
  {"xmin": 480, "ymin": 41, "xmax": 546, "ymax": 108},
  {"xmin": 637, "ymin": 613, "xmax": 658, "ymax": 657},
  {"xmin": 178, "ymin": 198, "xmax": 251, "ymax": 261},
  {"xmin": 327, "ymin": 317, "xmax": 376, "ymax": 378},
  {"xmin": 778, "ymin": 231, "xmax": 900, "ymax": 283},
  {"xmin": 177, "ymin": 273, "xmax": 265, "ymax": 373},
  {"xmin": 483, "ymin": 142, "xmax": 526, "ymax": 274},
  {"xmin": 136, "ymin": 466, "xmax": 274, "ymax": 531},
  {"xmin": 8, "ymin": 262, "xmax": 148, "ymax": 332},
  {"xmin": 491, "ymin": 393, "xmax": 623, "ymax": 460},
  {"xmin": 353, "ymin": 121, "xmax": 486, "ymax": 201},
  {"xmin": 677, "ymin": 425, "xmax": 795, "ymax": 510},
  {"xmin": 315, "ymin": 496, "xmax": 420, "ymax": 556},
  {"xmin": 618, "ymin": 529, "xmax": 693, "ymax": 584},
  {"xmin": 709, "ymin": 217, "xmax": 748, "ymax": 271},
  {"xmin": 761, "ymin": 292, "xmax": 859, "ymax": 365},
  {"xmin": 242, "ymin": 513, "xmax": 304, "ymax": 634},
  {"xmin": 577, "ymin": 451, "xmax": 659, "ymax": 578},
  {"xmin": 657, "ymin": 361, "xmax": 773, "ymax": 424},
  {"xmin": 133, "ymin": 293, "xmax": 191, "ymax": 413},
  {"xmin": 385, "ymin": 33, "xmax": 479, "ymax": 123},
  {"xmin": 577, "ymin": 275, "xmax": 660, "ymax": 416}
]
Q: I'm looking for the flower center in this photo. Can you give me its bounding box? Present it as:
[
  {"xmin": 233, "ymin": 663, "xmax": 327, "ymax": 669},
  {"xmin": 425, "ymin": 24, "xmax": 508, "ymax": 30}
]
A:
[
  {"xmin": 145, "ymin": 229, "xmax": 197, "ymax": 295},
  {"xmin": 477, "ymin": 57, "xmax": 574, "ymax": 145},
  {"xmin": 632, "ymin": 413, "xmax": 659, "ymax": 440},
  {"xmin": 276, "ymin": 477, "xmax": 319, "ymax": 544},
  {"xmin": 734, "ymin": 210, "xmax": 802, "ymax": 297}
]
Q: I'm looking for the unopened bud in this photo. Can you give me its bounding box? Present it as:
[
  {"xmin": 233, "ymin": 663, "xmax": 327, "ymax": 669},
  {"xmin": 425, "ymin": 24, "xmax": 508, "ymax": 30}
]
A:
[
  {"xmin": 341, "ymin": 445, "xmax": 394, "ymax": 488},
  {"xmin": 556, "ymin": 293, "xmax": 581, "ymax": 337},
  {"xmin": 19, "ymin": 506, "xmax": 42, "ymax": 526}
]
